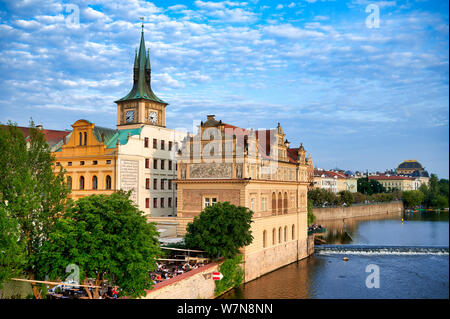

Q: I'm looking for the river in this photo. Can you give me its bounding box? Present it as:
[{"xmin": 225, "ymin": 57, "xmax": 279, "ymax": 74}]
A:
[{"xmin": 220, "ymin": 210, "xmax": 449, "ymax": 299}]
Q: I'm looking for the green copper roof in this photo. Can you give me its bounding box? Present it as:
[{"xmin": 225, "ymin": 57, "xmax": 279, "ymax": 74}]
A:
[
  {"xmin": 105, "ymin": 127, "xmax": 143, "ymax": 149},
  {"xmin": 116, "ymin": 29, "xmax": 167, "ymax": 104}
]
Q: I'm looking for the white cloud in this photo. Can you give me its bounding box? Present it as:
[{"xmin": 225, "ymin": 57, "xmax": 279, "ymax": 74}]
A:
[{"xmin": 264, "ymin": 24, "xmax": 325, "ymax": 39}]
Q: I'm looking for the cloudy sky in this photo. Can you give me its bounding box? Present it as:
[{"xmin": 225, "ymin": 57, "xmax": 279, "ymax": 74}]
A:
[{"xmin": 0, "ymin": 0, "xmax": 448, "ymax": 177}]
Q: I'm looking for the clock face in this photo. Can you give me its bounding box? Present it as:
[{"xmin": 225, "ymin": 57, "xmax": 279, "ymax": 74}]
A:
[
  {"xmin": 125, "ymin": 110, "xmax": 135, "ymax": 123},
  {"xmin": 149, "ymin": 111, "xmax": 158, "ymax": 124}
]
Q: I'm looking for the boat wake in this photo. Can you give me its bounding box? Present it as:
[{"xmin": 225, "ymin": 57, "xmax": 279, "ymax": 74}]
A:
[{"xmin": 315, "ymin": 245, "xmax": 449, "ymax": 255}]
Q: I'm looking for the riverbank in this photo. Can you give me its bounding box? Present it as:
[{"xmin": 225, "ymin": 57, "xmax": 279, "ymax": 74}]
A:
[{"xmin": 313, "ymin": 200, "xmax": 403, "ymax": 220}]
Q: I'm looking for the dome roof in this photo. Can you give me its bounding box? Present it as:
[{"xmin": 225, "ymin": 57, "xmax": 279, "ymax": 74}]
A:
[{"xmin": 397, "ymin": 160, "xmax": 423, "ymax": 169}]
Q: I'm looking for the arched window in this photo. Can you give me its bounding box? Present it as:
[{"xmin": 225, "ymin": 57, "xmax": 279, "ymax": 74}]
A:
[
  {"xmin": 278, "ymin": 192, "xmax": 282, "ymax": 215},
  {"xmin": 292, "ymin": 225, "xmax": 295, "ymax": 240},
  {"xmin": 284, "ymin": 226, "xmax": 287, "ymax": 242},
  {"xmin": 92, "ymin": 175, "xmax": 98, "ymax": 190},
  {"xmin": 84, "ymin": 132, "xmax": 87, "ymax": 145},
  {"xmin": 79, "ymin": 132, "xmax": 82, "ymax": 146},
  {"xmin": 106, "ymin": 175, "xmax": 112, "ymax": 190},
  {"xmin": 79, "ymin": 176, "xmax": 85, "ymax": 190},
  {"xmin": 272, "ymin": 228, "xmax": 276, "ymax": 245},
  {"xmin": 278, "ymin": 227, "xmax": 282, "ymax": 243},
  {"xmin": 283, "ymin": 192, "xmax": 288, "ymax": 214},
  {"xmin": 67, "ymin": 176, "xmax": 72, "ymax": 190},
  {"xmin": 263, "ymin": 230, "xmax": 267, "ymax": 248},
  {"xmin": 272, "ymin": 193, "xmax": 276, "ymax": 216}
]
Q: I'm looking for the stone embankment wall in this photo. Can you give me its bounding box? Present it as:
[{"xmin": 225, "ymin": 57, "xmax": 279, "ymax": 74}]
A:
[
  {"xmin": 143, "ymin": 262, "xmax": 220, "ymax": 299},
  {"xmin": 313, "ymin": 201, "xmax": 404, "ymax": 220}
]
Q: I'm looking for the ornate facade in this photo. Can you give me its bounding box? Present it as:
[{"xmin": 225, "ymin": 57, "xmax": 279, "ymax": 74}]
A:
[{"xmin": 174, "ymin": 115, "xmax": 312, "ymax": 281}]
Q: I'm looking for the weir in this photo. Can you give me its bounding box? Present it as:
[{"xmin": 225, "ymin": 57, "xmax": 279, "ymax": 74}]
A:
[{"xmin": 315, "ymin": 244, "xmax": 449, "ymax": 255}]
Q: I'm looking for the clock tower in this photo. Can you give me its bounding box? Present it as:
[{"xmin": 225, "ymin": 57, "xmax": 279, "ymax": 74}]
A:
[{"xmin": 115, "ymin": 23, "xmax": 168, "ymax": 129}]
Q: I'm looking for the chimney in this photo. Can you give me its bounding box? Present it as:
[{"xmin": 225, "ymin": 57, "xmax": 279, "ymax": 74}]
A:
[
  {"xmin": 206, "ymin": 115, "xmax": 215, "ymax": 121},
  {"xmin": 36, "ymin": 125, "xmax": 43, "ymax": 130}
]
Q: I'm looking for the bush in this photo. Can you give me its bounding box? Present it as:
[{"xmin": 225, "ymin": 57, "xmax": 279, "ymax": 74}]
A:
[{"xmin": 214, "ymin": 255, "xmax": 244, "ymax": 296}]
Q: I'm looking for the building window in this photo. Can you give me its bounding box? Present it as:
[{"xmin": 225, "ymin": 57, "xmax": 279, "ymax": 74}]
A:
[
  {"xmin": 80, "ymin": 161, "xmax": 85, "ymax": 166},
  {"xmin": 153, "ymin": 139, "xmax": 157, "ymax": 149},
  {"xmin": 160, "ymin": 179, "xmax": 165, "ymax": 190},
  {"xmin": 292, "ymin": 225, "xmax": 295, "ymax": 240},
  {"xmin": 168, "ymin": 160, "xmax": 172, "ymax": 170},
  {"xmin": 284, "ymin": 226, "xmax": 287, "ymax": 242},
  {"xmin": 168, "ymin": 197, "xmax": 172, "ymax": 208},
  {"xmin": 68, "ymin": 162, "xmax": 72, "ymax": 166},
  {"xmin": 204, "ymin": 197, "xmax": 217, "ymax": 208},
  {"xmin": 272, "ymin": 228, "xmax": 276, "ymax": 245},
  {"xmin": 92, "ymin": 176, "xmax": 98, "ymax": 190},
  {"xmin": 153, "ymin": 198, "xmax": 157, "ymax": 208},
  {"xmin": 168, "ymin": 180, "xmax": 172, "ymax": 190},
  {"xmin": 79, "ymin": 176, "xmax": 85, "ymax": 190},
  {"xmin": 250, "ymin": 198, "xmax": 255, "ymax": 211},
  {"xmin": 161, "ymin": 160, "xmax": 165, "ymax": 170},
  {"xmin": 146, "ymin": 198, "xmax": 150, "ymax": 208},
  {"xmin": 160, "ymin": 198, "xmax": 165, "ymax": 208},
  {"xmin": 79, "ymin": 132, "xmax": 82, "ymax": 146},
  {"xmin": 106, "ymin": 175, "xmax": 112, "ymax": 190},
  {"xmin": 67, "ymin": 176, "xmax": 72, "ymax": 190},
  {"xmin": 145, "ymin": 158, "xmax": 149, "ymax": 169},
  {"xmin": 144, "ymin": 137, "xmax": 149, "ymax": 148},
  {"xmin": 153, "ymin": 179, "xmax": 157, "ymax": 190},
  {"xmin": 261, "ymin": 197, "xmax": 267, "ymax": 212},
  {"xmin": 278, "ymin": 227, "xmax": 282, "ymax": 244},
  {"xmin": 146, "ymin": 178, "xmax": 150, "ymax": 189},
  {"xmin": 106, "ymin": 160, "xmax": 111, "ymax": 164},
  {"xmin": 161, "ymin": 140, "xmax": 165, "ymax": 150},
  {"xmin": 263, "ymin": 230, "xmax": 267, "ymax": 248},
  {"xmin": 93, "ymin": 160, "xmax": 98, "ymax": 165},
  {"xmin": 153, "ymin": 159, "xmax": 158, "ymax": 169},
  {"xmin": 169, "ymin": 141, "xmax": 173, "ymax": 151},
  {"xmin": 84, "ymin": 132, "xmax": 87, "ymax": 145}
]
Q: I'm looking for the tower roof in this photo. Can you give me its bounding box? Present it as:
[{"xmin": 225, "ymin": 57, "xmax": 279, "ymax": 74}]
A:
[{"xmin": 115, "ymin": 25, "xmax": 166, "ymax": 104}]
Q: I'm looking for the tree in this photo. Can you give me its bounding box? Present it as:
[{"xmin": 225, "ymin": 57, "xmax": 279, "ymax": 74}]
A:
[
  {"xmin": 357, "ymin": 178, "xmax": 385, "ymax": 195},
  {"xmin": 307, "ymin": 200, "xmax": 316, "ymax": 225},
  {"xmin": 402, "ymin": 190, "xmax": 425, "ymax": 209},
  {"xmin": 184, "ymin": 202, "xmax": 253, "ymax": 259},
  {"xmin": 352, "ymin": 192, "xmax": 367, "ymax": 204},
  {"xmin": 0, "ymin": 205, "xmax": 26, "ymax": 288},
  {"xmin": 338, "ymin": 190, "xmax": 354, "ymax": 206},
  {"xmin": 0, "ymin": 122, "xmax": 71, "ymax": 297},
  {"xmin": 35, "ymin": 192, "xmax": 161, "ymax": 299}
]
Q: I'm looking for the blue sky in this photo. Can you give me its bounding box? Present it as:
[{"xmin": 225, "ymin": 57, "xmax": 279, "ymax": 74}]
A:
[{"xmin": 0, "ymin": 0, "xmax": 448, "ymax": 177}]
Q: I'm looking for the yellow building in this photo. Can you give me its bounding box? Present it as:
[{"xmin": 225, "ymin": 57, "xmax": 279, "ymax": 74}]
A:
[
  {"xmin": 52, "ymin": 119, "xmax": 123, "ymax": 200},
  {"xmin": 396, "ymin": 160, "xmax": 425, "ymax": 175},
  {"xmin": 369, "ymin": 175, "xmax": 416, "ymax": 191},
  {"xmin": 174, "ymin": 116, "xmax": 312, "ymax": 282}
]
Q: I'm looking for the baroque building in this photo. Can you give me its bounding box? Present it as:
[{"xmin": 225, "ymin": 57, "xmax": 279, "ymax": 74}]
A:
[
  {"xmin": 174, "ymin": 115, "xmax": 312, "ymax": 282},
  {"xmin": 52, "ymin": 26, "xmax": 185, "ymax": 219}
]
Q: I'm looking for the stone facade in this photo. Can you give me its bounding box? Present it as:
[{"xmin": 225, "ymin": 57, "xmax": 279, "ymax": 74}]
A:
[
  {"xmin": 313, "ymin": 200, "xmax": 404, "ymax": 220},
  {"xmin": 175, "ymin": 116, "xmax": 313, "ymax": 283}
]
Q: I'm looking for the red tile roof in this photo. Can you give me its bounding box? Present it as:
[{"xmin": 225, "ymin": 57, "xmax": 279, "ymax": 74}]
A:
[{"xmin": 1, "ymin": 125, "xmax": 70, "ymax": 148}]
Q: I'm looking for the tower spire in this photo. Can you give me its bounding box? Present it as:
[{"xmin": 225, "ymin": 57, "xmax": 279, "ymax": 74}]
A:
[{"xmin": 115, "ymin": 20, "xmax": 166, "ymax": 104}]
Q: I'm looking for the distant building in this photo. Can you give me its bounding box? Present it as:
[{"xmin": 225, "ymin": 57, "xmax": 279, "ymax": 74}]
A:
[
  {"xmin": 396, "ymin": 160, "xmax": 424, "ymax": 175},
  {"xmin": 312, "ymin": 169, "xmax": 357, "ymax": 193},
  {"xmin": 368, "ymin": 175, "xmax": 427, "ymax": 191},
  {"xmin": 0, "ymin": 124, "xmax": 71, "ymax": 150}
]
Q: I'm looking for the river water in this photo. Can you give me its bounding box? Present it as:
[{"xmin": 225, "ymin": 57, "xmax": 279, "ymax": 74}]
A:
[{"xmin": 221, "ymin": 210, "xmax": 449, "ymax": 299}]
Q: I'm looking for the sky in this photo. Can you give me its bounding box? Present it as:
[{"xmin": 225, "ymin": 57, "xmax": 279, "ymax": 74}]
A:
[{"xmin": 0, "ymin": 0, "xmax": 448, "ymax": 178}]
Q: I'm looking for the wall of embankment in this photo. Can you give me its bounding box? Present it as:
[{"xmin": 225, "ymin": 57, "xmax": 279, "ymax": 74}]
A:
[{"xmin": 313, "ymin": 201, "xmax": 404, "ymax": 220}]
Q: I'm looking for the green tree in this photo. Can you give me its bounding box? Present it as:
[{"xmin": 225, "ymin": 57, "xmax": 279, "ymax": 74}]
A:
[
  {"xmin": 307, "ymin": 200, "xmax": 316, "ymax": 225},
  {"xmin": 338, "ymin": 190, "xmax": 354, "ymax": 206},
  {"xmin": 0, "ymin": 205, "xmax": 26, "ymax": 288},
  {"xmin": 185, "ymin": 202, "xmax": 253, "ymax": 259},
  {"xmin": 0, "ymin": 122, "xmax": 71, "ymax": 297},
  {"xmin": 35, "ymin": 192, "xmax": 161, "ymax": 299},
  {"xmin": 402, "ymin": 190, "xmax": 425, "ymax": 209},
  {"xmin": 214, "ymin": 255, "xmax": 244, "ymax": 296},
  {"xmin": 357, "ymin": 178, "xmax": 385, "ymax": 195},
  {"xmin": 352, "ymin": 192, "xmax": 367, "ymax": 204}
]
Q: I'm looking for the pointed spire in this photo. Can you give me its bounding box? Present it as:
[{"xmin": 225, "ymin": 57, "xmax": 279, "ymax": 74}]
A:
[{"xmin": 115, "ymin": 21, "xmax": 166, "ymax": 104}]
